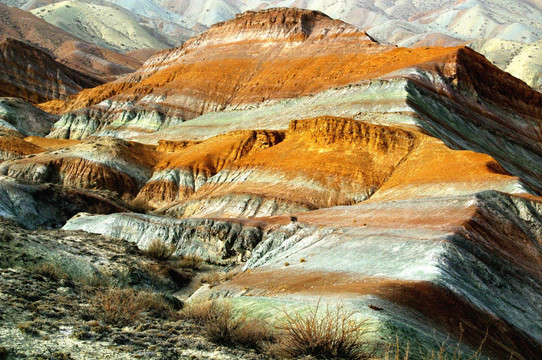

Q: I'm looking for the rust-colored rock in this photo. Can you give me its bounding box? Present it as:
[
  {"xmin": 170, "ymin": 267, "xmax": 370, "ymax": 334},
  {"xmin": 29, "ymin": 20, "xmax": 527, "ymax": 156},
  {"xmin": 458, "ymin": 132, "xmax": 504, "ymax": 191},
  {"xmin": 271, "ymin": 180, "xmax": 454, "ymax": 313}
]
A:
[{"xmin": 0, "ymin": 38, "xmax": 101, "ymax": 103}]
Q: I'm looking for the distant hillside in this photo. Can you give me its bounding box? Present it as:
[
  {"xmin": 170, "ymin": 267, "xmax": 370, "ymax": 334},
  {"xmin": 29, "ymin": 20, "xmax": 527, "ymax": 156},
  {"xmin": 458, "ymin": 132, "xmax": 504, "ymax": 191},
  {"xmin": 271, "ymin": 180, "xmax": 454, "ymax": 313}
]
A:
[{"xmin": 0, "ymin": 3, "xmax": 142, "ymax": 81}]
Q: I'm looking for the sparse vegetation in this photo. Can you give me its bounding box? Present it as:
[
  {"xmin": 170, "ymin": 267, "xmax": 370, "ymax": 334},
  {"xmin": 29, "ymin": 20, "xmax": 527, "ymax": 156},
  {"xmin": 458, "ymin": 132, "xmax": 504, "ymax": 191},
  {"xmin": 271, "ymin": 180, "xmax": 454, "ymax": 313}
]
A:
[
  {"xmin": 17, "ymin": 321, "xmax": 40, "ymax": 336},
  {"xmin": 200, "ymin": 270, "xmax": 236, "ymax": 287},
  {"xmin": 382, "ymin": 325, "xmax": 490, "ymax": 360},
  {"xmin": 271, "ymin": 302, "xmax": 374, "ymax": 360},
  {"xmin": 145, "ymin": 238, "xmax": 176, "ymax": 260},
  {"xmin": 177, "ymin": 254, "xmax": 203, "ymax": 270},
  {"xmin": 30, "ymin": 262, "xmax": 68, "ymax": 281},
  {"xmin": 89, "ymin": 287, "xmax": 172, "ymax": 326},
  {"xmin": 182, "ymin": 300, "xmax": 275, "ymax": 350},
  {"xmin": 126, "ymin": 197, "xmax": 153, "ymax": 213}
]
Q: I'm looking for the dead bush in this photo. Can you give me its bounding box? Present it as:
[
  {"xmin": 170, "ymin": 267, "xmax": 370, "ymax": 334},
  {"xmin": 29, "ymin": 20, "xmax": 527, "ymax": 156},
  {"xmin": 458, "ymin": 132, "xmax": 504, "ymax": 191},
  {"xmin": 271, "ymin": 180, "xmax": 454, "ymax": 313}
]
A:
[
  {"xmin": 90, "ymin": 287, "xmax": 172, "ymax": 326},
  {"xmin": 30, "ymin": 262, "xmax": 68, "ymax": 281},
  {"xmin": 180, "ymin": 299, "xmax": 214, "ymax": 324},
  {"xmin": 126, "ymin": 197, "xmax": 153, "ymax": 213},
  {"xmin": 272, "ymin": 301, "xmax": 374, "ymax": 360},
  {"xmin": 182, "ymin": 300, "xmax": 274, "ymax": 350},
  {"xmin": 177, "ymin": 254, "xmax": 203, "ymax": 270},
  {"xmin": 200, "ymin": 270, "xmax": 236, "ymax": 287},
  {"xmin": 145, "ymin": 238, "xmax": 176, "ymax": 260}
]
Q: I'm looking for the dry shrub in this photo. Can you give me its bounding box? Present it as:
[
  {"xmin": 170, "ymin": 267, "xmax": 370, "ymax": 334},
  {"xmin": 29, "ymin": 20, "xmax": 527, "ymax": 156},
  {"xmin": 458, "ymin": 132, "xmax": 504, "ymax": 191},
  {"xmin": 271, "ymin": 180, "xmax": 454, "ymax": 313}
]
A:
[
  {"xmin": 145, "ymin": 238, "xmax": 176, "ymax": 260},
  {"xmin": 126, "ymin": 197, "xmax": 153, "ymax": 213},
  {"xmin": 182, "ymin": 300, "xmax": 274, "ymax": 350},
  {"xmin": 177, "ymin": 254, "xmax": 203, "ymax": 270},
  {"xmin": 200, "ymin": 270, "xmax": 236, "ymax": 287},
  {"xmin": 180, "ymin": 299, "xmax": 214, "ymax": 324},
  {"xmin": 31, "ymin": 262, "xmax": 68, "ymax": 281},
  {"xmin": 272, "ymin": 302, "xmax": 374, "ymax": 360},
  {"xmin": 90, "ymin": 288, "xmax": 172, "ymax": 326}
]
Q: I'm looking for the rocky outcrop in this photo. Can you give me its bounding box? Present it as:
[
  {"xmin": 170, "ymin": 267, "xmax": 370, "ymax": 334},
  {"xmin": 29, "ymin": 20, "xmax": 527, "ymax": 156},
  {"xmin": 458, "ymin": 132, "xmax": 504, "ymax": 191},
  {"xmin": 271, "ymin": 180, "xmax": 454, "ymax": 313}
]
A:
[
  {"xmin": 137, "ymin": 130, "xmax": 284, "ymax": 208},
  {"xmin": 0, "ymin": 137, "xmax": 159, "ymax": 196},
  {"xmin": 0, "ymin": 131, "xmax": 45, "ymax": 161},
  {"xmin": 0, "ymin": 97, "xmax": 58, "ymax": 136},
  {"xmin": 63, "ymin": 212, "xmax": 263, "ymax": 263},
  {"xmin": 221, "ymin": 191, "xmax": 542, "ymax": 359},
  {"xmin": 0, "ymin": 175, "xmax": 128, "ymax": 229},
  {"xmin": 0, "ymin": 38, "xmax": 101, "ymax": 103},
  {"xmin": 163, "ymin": 117, "xmax": 525, "ymax": 219}
]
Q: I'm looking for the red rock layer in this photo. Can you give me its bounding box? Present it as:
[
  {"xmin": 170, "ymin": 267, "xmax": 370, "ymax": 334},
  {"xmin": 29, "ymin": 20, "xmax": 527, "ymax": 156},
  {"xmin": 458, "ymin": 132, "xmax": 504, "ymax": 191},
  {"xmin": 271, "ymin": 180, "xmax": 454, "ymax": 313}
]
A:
[
  {"xmin": 0, "ymin": 137, "xmax": 159, "ymax": 196},
  {"xmin": 0, "ymin": 38, "xmax": 102, "ymax": 103},
  {"xmin": 178, "ymin": 117, "xmax": 416, "ymax": 211}
]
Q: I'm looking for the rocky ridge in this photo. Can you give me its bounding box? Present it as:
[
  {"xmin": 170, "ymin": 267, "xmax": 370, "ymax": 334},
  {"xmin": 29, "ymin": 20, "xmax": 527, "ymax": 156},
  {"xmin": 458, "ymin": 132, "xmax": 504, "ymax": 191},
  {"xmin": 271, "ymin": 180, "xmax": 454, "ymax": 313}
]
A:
[{"xmin": 0, "ymin": 38, "xmax": 102, "ymax": 103}]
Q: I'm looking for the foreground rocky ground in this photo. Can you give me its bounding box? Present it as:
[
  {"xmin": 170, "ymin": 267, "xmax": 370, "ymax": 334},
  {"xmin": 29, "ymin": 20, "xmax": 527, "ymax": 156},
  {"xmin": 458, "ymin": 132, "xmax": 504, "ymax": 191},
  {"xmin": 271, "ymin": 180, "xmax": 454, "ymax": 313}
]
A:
[{"xmin": 0, "ymin": 219, "xmax": 267, "ymax": 360}]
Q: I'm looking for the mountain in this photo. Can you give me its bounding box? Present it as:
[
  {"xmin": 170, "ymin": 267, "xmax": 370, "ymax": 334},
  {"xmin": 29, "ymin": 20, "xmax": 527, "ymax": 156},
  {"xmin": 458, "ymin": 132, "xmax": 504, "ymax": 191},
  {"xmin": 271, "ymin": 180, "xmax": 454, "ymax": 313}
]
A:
[
  {"xmin": 5, "ymin": 0, "xmax": 542, "ymax": 89},
  {"xmin": 0, "ymin": 2, "xmax": 142, "ymax": 81},
  {"xmin": 146, "ymin": 0, "xmax": 542, "ymax": 45},
  {"xmin": 0, "ymin": 38, "xmax": 102, "ymax": 103},
  {"xmin": 1, "ymin": 7, "xmax": 542, "ymax": 359}
]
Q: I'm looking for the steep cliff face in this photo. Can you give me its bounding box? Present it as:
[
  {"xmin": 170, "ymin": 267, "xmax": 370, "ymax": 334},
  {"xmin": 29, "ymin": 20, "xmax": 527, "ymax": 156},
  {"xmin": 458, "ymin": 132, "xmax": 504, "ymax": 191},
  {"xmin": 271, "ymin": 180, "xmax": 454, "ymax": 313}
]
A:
[{"xmin": 0, "ymin": 39, "xmax": 102, "ymax": 103}]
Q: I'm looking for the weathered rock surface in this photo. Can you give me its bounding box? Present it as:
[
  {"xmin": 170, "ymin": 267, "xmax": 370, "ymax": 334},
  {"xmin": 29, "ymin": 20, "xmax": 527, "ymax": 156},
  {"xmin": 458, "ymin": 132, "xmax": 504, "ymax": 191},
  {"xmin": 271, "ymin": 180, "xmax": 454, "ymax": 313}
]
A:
[
  {"xmin": 0, "ymin": 3, "xmax": 143, "ymax": 82},
  {"xmin": 0, "ymin": 38, "xmax": 102, "ymax": 103},
  {"xmin": 0, "ymin": 175, "xmax": 128, "ymax": 229},
  {"xmin": 0, "ymin": 97, "xmax": 58, "ymax": 136},
  {"xmin": 0, "ymin": 218, "xmax": 263, "ymax": 359},
  {"xmin": 0, "ymin": 137, "xmax": 159, "ymax": 197},
  {"xmin": 64, "ymin": 212, "xmax": 263, "ymax": 263},
  {"xmin": 221, "ymin": 191, "xmax": 542, "ymax": 359},
  {"xmin": 138, "ymin": 129, "xmax": 284, "ymax": 209},
  {"xmin": 0, "ymin": 131, "xmax": 45, "ymax": 161},
  {"xmin": 469, "ymin": 39, "xmax": 542, "ymax": 90}
]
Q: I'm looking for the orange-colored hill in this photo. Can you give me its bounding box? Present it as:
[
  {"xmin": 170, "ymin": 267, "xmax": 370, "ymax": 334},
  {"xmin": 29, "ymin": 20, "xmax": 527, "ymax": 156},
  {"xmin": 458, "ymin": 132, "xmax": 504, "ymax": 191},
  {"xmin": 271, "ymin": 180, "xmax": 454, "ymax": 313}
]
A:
[{"xmin": 39, "ymin": 8, "xmax": 466, "ymax": 115}]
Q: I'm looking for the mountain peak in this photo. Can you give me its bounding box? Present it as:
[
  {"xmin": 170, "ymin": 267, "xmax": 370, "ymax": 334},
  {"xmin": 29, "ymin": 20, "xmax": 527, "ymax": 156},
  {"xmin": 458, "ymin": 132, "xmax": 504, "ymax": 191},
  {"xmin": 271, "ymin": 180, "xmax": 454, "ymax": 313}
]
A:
[{"xmin": 193, "ymin": 7, "xmax": 371, "ymax": 45}]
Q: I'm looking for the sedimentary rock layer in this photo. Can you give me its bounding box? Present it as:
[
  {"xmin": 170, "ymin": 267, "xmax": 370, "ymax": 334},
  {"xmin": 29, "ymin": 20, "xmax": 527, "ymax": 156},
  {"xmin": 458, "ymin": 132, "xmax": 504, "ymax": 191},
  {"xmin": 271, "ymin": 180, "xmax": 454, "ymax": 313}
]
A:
[
  {"xmin": 0, "ymin": 175, "xmax": 128, "ymax": 229},
  {"xmin": 0, "ymin": 39, "xmax": 101, "ymax": 103},
  {"xmin": 0, "ymin": 137, "xmax": 159, "ymax": 196}
]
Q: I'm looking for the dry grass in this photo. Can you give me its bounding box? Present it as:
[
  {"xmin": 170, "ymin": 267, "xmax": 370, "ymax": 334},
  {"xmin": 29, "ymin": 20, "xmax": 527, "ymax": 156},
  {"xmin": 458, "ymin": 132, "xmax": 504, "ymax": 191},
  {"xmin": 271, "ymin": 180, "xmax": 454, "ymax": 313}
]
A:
[
  {"xmin": 30, "ymin": 262, "xmax": 68, "ymax": 281},
  {"xmin": 176, "ymin": 254, "xmax": 203, "ymax": 270},
  {"xmin": 126, "ymin": 197, "xmax": 153, "ymax": 213},
  {"xmin": 271, "ymin": 301, "xmax": 374, "ymax": 360},
  {"xmin": 382, "ymin": 327, "xmax": 489, "ymax": 360},
  {"xmin": 181, "ymin": 299, "xmax": 275, "ymax": 350},
  {"xmin": 145, "ymin": 238, "xmax": 176, "ymax": 260},
  {"xmin": 200, "ymin": 270, "xmax": 236, "ymax": 287},
  {"xmin": 90, "ymin": 287, "xmax": 172, "ymax": 326}
]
